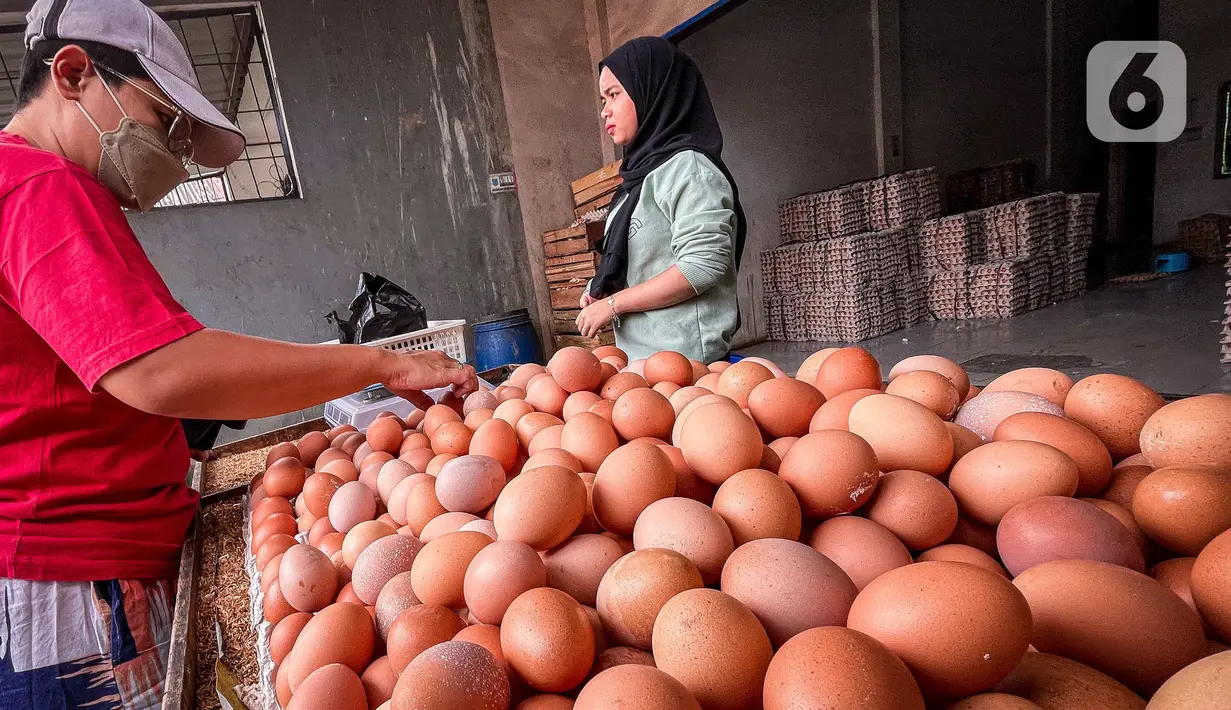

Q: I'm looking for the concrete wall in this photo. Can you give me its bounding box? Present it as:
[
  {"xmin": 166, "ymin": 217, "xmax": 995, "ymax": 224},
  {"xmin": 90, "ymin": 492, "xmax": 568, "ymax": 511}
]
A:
[
  {"xmin": 605, "ymin": 0, "xmax": 717, "ymax": 46},
  {"xmin": 1154, "ymin": 0, "xmax": 1231, "ymax": 244},
  {"xmin": 0, "ymin": 0, "xmax": 535, "ymax": 440},
  {"xmin": 899, "ymin": 0, "xmax": 1049, "ymax": 178},
  {"xmin": 681, "ymin": 0, "xmax": 879, "ymax": 345}
]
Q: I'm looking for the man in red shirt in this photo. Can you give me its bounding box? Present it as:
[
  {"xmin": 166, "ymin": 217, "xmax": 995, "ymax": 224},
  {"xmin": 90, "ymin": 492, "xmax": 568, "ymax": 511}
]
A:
[{"xmin": 0, "ymin": 2, "xmax": 475, "ymax": 707}]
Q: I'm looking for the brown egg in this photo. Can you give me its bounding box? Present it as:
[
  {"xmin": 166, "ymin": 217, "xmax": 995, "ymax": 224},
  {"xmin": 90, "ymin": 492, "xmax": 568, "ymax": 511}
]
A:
[
  {"xmin": 285, "ymin": 602, "xmax": 376, "ymax": 690},
  {"xmin": 997, "ymin": 496, "xmax": 1144, "ymax": 576},
  {"xmin": 658, "ymin": 445, "xmax": 716, "ymax": 505},
  {"xmin": 589, "ymin": 646, "xmax": 656, "ymax": 679},
  {"xmin": 632, "ymin": 497, "xmax": 733, "ymax": 584},
  {"xmin": 610, "ymin": 388, "xmax": 675, "ymax": 442},
  {"xmin": 576, "ymin": 665, "xmax": 701, "ymax": 709},
  {"xmin": 643, "ymin": 351, "xmax": 694, "ymax": 387},
  {"xmin": 392, "ymin": 640, "xmax": 510, "ymax": 709},
  {"xmin": 742, "ymin": 357, "xmax": 788, "ymax": 378},
  {"xmin": 429, "ymin": 420, "xmax": 472, "ymax": 456},
  {"xmin": 865, "ymin": 469, "xmax": 958, "ymax": 550},
  {"xmin": 421, "ymin": 404, "xmax": 462, "ymax": 439},
  {"xmin": 375, "ymin": 460, "xmax": 414, "ymax": 505},
  {"xmin": 766, "ymin": 437, "xmax": 799, "ymax": 460},
  {"xmin": 809, "ymin": 516, "xmax": 912, "ymax": 591},
  {"xmin": 653, "ymin": 588, "xmax": 772, "ymax": 710},
  {"xmin": 524, "ymin": 448, "xmax": 583, "ymax": 473},
  {"xmin": 886, "ymin": 369, "xmax": 962, "ymax": 420},
  {"xmin": 410, "ymin": 531, "xmax": 492, "ymax": 609},
  {"xmin": 359, "ymin": 656, "xmax": 397, "ymax": 710},
  {"xmin": 815, "ymin": 347, "xmax": 881, "ymax": 400},
  {"xmin": 352, "ymin": 533, "xmax": 423, "ymax": 605},
  {"xmin": 263, "ymin": 578, "xmax": 296, "ymax": 625},
  {"xmin": 985, "ymin": 368, "xmax": 1074, "ymax": 407},
  {"xmin": 760, "ymin": 445, "xmax": 782, "ymax": 473},
  {"xmin": 560, "ymin": 412, "xmax": 621, "ymax": 473},
  {"xmin": 764, "ymin": 626, "xmax": 924, "ymax": 710},
  {"xmin": 587, "ymin": 399, "xmax": 615, "ymax": 424},
  {"xmin": 993, "ymin": 651, "xmax": 1146, "ymax": 710},
  {"xmin": 374, "ymin": 571, "xmax": 419, "ymax": 640},
  {"xmin": 917, "ymin": 544, "xmax": 1007, "ymax": 577},
  {"xmin": 668, "ymin": 386, "xmax": 712, "ymax": 417},
  {"xmin": 462, "ymin": 418, "xmax": 517, "ymax": 475},
  {"xmin": 509, "ymin": 363, "xmax": 547, "ymax": 389},
  {"xmin": 266, "ymin": 441, "xmax": 301, "ymax": 469},
  {"xmin": 956, "ymin": 391, "xmax": 1065, "ymax": 441},
  {"xmin": 286, "ymin": 663, "xmax": 367, "ymax": 710},
  {"xmin": 252, "ymin": 496, "xmax": 294, "ymax": 530},
  {"xmin": 359, "ymin": 457, "xmax": 393, "ymax": 492},
  {"xmin": 850, "ymin": 394, "xmax": 954, "ymax": 477},
  {"xmin": 948, "ymin": 441, "xmax": 1080, "ymax": 526},
  {"xmin": 265, "ymin": 457, "xmax": 307, "ymax": 498},
  {"xmin": 316, "ymin": 532, "xmax": 345, "ymax": 560},
  {"xmin": 261, "ymin": 551, "xmax": 285, "ymax": 594},
  {"xmin": 947, "ymin": 694, "xmax": 1042, "ymax": 709},
  {"xmin": 1148, "ymin": 650, "xmax": 1231, "ymax": 709},
  {"xmin": 501, "ymin": 588, "xmax": 596, "ymax": 693},
  {"xmin": 279, "ymin": 544, "xmax": 338, "ymax": 613},
  {"xmin": 493, "ymin": 465, "xmax": 587, "ymax": 549},
  {"xmin": 593, "ymin": 443, "xmax": 677, "ymax": 535},
  {"xmin": 339, "ymin": 434, "xmax": 366, "ymax": 459},
  {"xmin": 778, "ymin": 430, "xmax": 879, "ymax": 518},
  {"xmin": 679, "ymin": 403, "xmax": 763, "ymax": 486},
  {"xmin": 708, "ymin": 469, "xmax": 799, "ymax": 546},
  {"xmin": 464, "ymin": 390, "xmax": 499, "ymax": 417},
  {"xmin": 460, "ymin": 519, "xmax": 498, "ymax": 539},
  {"xmin": 563, "ymin": 391, "xmax": 602, "ymax": 421},
  {"xmin": 653, "ymin": 381, "xmax": 682, "ymax": 399},
  {"xmin": 463, "ymin": 539, "xmax": 547, "ymax": 625},
  {"xmin": 809, "ymin": 388, "xmax": 880, "ymax": 431},
  {"xmin": 746, "ymin": 378, "xmax": 825, "ymax": 438},
  {"xmin": 715, "ymin": 361, "xmax": 775, "ymax": 408},
  {"xmin": 526, "ymin": 376, "xmax": 569, "ymax": 418},
  {"xmin": 1064, "ymin": 374, "xmax": 1164, "ymax": 459},
  {"xmin": 539, "ymin": 534, "xmax": 622, "ymax": 607},
  {"xmin": 596, "ymin": 548, "xmax": 703, "ymax": 650},
  {"xmin": 512, "ymin": 413, "xmax": 559, "ymax": 450},
  {"xmin": 335, "ymin": 581, "xmax": 362, "ymax": 605},
  {"xmin": 848, "ymin": 561, "xmax": 1032, "ymax": 698},
  {"xmin": 497, "ymin": 386, "xmax": 528, "ymax": 403},
  {"xmin": 465, "ymin": 407, "xmax": 496, "ymax": 431},
  {"xmin": 1132, "ymin": 465, "xmax": 1231, "ymax": 555},
  {"xmin": 328, "ymin": 481, "xmax": 378, "ymax": 534},
  {"xmin": 320, "ymin": 458, "xmax": 360, "ymax": 484},
  {"xmin": 789, "ymin": 348, "xmax": 834, "ymax": 385},
  {"xmin": 341, "ymin": 520, "xmax": 396, "ymax": 569},
  {"xmin": 601, "ymin": 373, "xmax": 650, "ymax": 401},
  {"xmin": 1150, "ymin": 557, "xmax": 1201, "ymax": 620},
  {"xmin": 993, "ymin": 412, "xmax": 1113, "ymax": 497},
  {"xmin": 1191, "ymin": 529, "xmax": 1231, "ymax": 642},
  {"xmin": 327, "ymin": 424, "xmax": 360, "ymax": 442},
  {"xmin": 420, "ymin": 512, "xmax": 479, "ymax": 542},
  {"xmin": 258, "ymin": 534, "xmax": 299, "ymax": 569},
  {"xmin": 402, "ymin": 477, "xmax": 447, "ymax": 537},
  {"xmin": 431, "ymin": 454, "xmax": 505, "ymax": 515},
  {"xmin": 694, "ymin": 372, "xmax": 721, "ymax": 391},
  {"xmin": 425, "ymin": 453, "xmax": 457, "ymax": 476},
  {"xmin": 947, "ymin": 423, "xmax": 984, "ymax": 465},
  {"xmin": 271, "ymin": 612, "xmax": 312, "ymax": 666},
  {"xmin": 549, "ymin": 347, "xmax": 604, "ymax": 393},
  {"xmin": 494, "ymin": 398, "xmax": 535, "ymax": 429},
  {"xmin": 1102, "ymin": 464, "xmax": 1152, "ymax": 509},
  {"xmin": 720, "ymin": 538, "xmax": 857, "ymax": 647},
  {"xmin": 316, "ymin": 446, "xmax": 352, "ymax": 471},
  {"xmin": 294, "ymin": 431, "xmax": 329, "ymax": 468},
  {"xmin": 671, "ymin": 393, "xmax": 737, "ymax": 446},
  {"xmin": 366, "ymin": 417, "xmax": 405, "ymax": 456},
  {"xmin": 889, "ymin": 355, "xmax": 971, "ymax": 399},
  {"xmin": 385, "ymin": 604, "xmax": 468, "ymax": 673},
  {"xmin": 1083, "ymin": 498, "xmax": 1149, "ymax": 557}
]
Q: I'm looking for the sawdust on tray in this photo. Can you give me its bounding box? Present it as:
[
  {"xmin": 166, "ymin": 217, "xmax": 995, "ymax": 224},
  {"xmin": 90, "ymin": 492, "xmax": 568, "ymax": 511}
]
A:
[
  {"xmin": 194, "ymin": 498, "xmax": 259, "ymax": 710},
  {"xmin": 203, "ymin": 446, "xmax": 275, "ymax": 496}
]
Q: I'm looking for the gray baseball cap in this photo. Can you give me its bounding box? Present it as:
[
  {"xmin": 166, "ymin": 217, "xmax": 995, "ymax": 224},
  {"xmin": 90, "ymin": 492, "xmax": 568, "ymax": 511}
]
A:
[{"xmin": 25, "ymin": 0, "xmax": 246, "ymax": 168}]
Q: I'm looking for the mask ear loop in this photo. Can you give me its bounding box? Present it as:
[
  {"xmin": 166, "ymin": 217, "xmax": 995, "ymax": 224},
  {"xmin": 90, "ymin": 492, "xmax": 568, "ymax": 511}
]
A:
[{"xmin": 73, "ymin": 64, "xmax": 130, "ymax": 134}]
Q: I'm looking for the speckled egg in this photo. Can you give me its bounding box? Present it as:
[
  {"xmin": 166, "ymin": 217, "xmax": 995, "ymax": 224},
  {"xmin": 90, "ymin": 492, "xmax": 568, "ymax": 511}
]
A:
[
  {"xmin": 575, "ymin": 665, "xmax": 701, "ymax": 710},
  {"xmin": 463, "ymin": 540, "xmax": 546, "ymax": 625},
  {"xmin": 493, "ymin": 465, "xmax": 587, "ymax": 550},
  {"xmin": 956, "ymin": 391, "xmax": 1065, "ymax": 442},
  {"xmin": 501, "ymin": 588, "xmax": 596, "ymax": 693},
  {"xmin": 278, "ymin": 544, "xmax": 338, "ymax": 613},
  {"xmin": 865, "ymin": 469, "xmax": 959, "ymax": 550},
  {"xmin": 711, "ymin": 468, "xmax": 802, "ymax": 546},
  {"xmin": 716, "ymin": 361, "xmax": 776, "ymax": 408},
  {"xmin": 593, "ymin": 444, "xmax": 677, "ymax": 535},
  {"xmin": 596, "ymin": 548, "xmax": 703, "ymax": 650},
  {"xmin": 542, "ymin": 534, "xmax": 624, "ymax": 607},
  {"xmin": 352, "ymin": 533, "xmax": 424, "ymax": 605},
  {"xmin": 763, "ymin": 626, "xmax": 924, "ymax": 710},
  {"xmin": 632, "ymin": 497, "xmax": 733, "ymax": 585},
  {"xmin": 779, "ymin": 430, "xmax": 879, "ymax": 518},
  {"xmin": 374, "ymin": 571, "xmax": 420, "ymax": 640},
  {"xmin": 1064, "ymin": 374, "xmax": 1164, "ymax": 459},
  {"xmin": 390, "ymin": 641, "xmax": 510, "ymax": 710}
]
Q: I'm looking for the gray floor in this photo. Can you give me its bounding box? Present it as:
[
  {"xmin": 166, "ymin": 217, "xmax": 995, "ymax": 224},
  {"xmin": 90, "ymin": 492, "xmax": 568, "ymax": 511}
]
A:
[{"xmin": 737, "ymin": 267, "xmax": 1230, "ymax": 397}]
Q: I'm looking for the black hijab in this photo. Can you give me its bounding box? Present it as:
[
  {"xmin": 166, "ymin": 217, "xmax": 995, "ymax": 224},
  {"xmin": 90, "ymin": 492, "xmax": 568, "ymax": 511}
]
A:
[{"xmin": 589, "ymin": 36, "xmax": 746, "ymax": 299}]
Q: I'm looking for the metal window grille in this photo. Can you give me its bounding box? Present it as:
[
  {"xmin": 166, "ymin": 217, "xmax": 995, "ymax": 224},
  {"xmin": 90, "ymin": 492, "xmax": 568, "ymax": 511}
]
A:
[{"xmin": 0, "ymin": 5, "xmax": 299, "ymax": 207}]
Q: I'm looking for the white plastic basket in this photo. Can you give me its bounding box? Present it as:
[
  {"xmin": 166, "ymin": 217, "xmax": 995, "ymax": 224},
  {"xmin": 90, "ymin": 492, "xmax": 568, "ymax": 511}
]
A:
[{"xmin": 320, "ymin": 319, "xmax": 468, "ymax": 362}]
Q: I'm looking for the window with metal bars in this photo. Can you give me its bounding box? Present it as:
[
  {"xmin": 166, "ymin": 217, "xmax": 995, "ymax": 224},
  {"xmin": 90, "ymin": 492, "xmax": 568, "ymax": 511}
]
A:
[{"xmin": 0, "ymin": 5, "xmax": 299, "ymax": 207}]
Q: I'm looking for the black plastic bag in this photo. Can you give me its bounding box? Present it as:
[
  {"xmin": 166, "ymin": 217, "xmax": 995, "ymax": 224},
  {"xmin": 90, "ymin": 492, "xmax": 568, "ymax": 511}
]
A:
[
  {"xmin": 181, "ymin": 418, "xmax": 246, "ymax": 451},
  {"xmin": 327, "ymin": 272, "xmax": 429, "ymax": 344}
]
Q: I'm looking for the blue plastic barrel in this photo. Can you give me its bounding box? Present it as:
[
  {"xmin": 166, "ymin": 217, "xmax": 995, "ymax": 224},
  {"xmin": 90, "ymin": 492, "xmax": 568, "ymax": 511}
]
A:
[{"xmin": 472, "ymin": 309, "xmax": 543, "ymax": 371}]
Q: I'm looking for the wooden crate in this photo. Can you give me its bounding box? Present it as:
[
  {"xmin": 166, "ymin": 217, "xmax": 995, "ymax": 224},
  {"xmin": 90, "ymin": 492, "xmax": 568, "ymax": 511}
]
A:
[
  {"xmin": 555, "ymin": 331, "xmax": 615, "ymax": 350},
  {"xmin": 164, "ymin": 419, "xmax": 329, "ymax": 710},
  {"xmin": 543, "ymin": 222, "xmax": 603, "ymax": 259},
  {"xmin": 575, "ymin": 191, "xmax": 617, "ymax": 220},
  {"xmin": 547, "ymin": 251, "xmax": 601, "ymax": 270},
  {"xmin": 570, "ymin": 160, "xmax": 621, "ymax": 198},
  {"xmin": 551, "ymin": 285, "xmax": 587, "ymax": 310}
]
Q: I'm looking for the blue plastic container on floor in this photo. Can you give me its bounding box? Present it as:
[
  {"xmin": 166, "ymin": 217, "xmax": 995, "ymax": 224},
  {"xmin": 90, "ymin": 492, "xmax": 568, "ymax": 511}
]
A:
[
  {"xmin": 472, "ymin": 309, "xmax": 543, "ymax": 371},
  {"xmin": 1153, "ymin": 252, "xmax": 1190, "ymax": 273}
]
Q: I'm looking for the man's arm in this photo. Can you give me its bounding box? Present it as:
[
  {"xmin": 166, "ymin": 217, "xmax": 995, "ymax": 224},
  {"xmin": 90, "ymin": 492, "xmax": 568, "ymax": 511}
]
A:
[{"xmin": 98, "ymin": 328, "xmax": 475, "ymax": 420}]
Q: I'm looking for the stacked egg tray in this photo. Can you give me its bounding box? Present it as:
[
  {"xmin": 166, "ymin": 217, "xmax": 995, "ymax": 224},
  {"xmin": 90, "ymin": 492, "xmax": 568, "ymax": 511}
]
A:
[
  {"xmin": 1064, "ymin": 193, "xmax": 1099, "ymax": 298},
  {"xmin": 923, "ymin": 256, "xmax": 1048, "ymax": 321},
  {"xmin": 944, "ymin": 158, "xmax": 1036, "ymax": 213},
  {"xmin": 916, "ymin": 214, "xmax": 988, "ymax": 272},
  {"xmin": 775, "ymin": 168, "xmax": 941, "ymax": 243},
  {"xmin": 1222, "ymin": 237, "xmax": 1231, "ymax": 364},
  {"xmin": 1177, "ymin": 213, "xmax": 1231, "ymax": 263}
]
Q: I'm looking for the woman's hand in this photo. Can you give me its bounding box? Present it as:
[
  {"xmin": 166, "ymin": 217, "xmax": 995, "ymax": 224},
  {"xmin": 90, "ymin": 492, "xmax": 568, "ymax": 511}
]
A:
[
  {"xmin": 580, "ymin": 292, "xmax": 598, "ymax": 309},
  {"xmin": 382, "ymin": 349, "xmax": 478, "ymax": 410},
  {"xmin": 576, "ymin": 299, "xmax": 616, "ymax": 338}
]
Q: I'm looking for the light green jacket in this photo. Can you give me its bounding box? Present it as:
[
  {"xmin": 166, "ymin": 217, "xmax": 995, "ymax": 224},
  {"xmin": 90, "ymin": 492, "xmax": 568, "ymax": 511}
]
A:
[{"xmin": 602, "ymin": 150, "xmax": 739, "ymax": 363}]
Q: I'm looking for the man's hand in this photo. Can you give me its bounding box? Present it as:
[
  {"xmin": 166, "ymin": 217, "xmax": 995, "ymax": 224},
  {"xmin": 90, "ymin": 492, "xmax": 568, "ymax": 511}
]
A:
[
  {"xmin": 576, "ymin": 299, "xmax": 616, "ymax": 338},
  {"xmin": 381, "ymin": 349, "xmax": 478, "ymax": 411}
]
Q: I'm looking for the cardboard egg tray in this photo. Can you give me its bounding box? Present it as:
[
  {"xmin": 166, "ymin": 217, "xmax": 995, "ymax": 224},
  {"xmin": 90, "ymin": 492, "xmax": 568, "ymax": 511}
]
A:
[
  {"xmin": 917, "ymin": 214, "xmax": 987, "ymax": 271},
  {"xmin": 1178, "ymin": 213, "xmax": 1231, "ymax": 262},
  {"xmin": 945, "ymin": 159, "xmax": 1035, "ymax": 213},
  {"xmin": 1222, "ymin": 243, "xmax": 1231, "ymax": 363},
  {"xmin": 923, "ymin": 256, "xmax": 1052, "ymax": 321},
  {"xmin": 776, "ymin": 168, "xmax": 940, "ymax": 243},
  {"xmin": 778, "ymin": 193, "xmax": 817, "ymax": 242}
]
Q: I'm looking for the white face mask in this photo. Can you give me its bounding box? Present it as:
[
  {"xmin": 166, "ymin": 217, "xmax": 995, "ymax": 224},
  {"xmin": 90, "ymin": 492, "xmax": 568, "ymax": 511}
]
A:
[{"xmin": 74, "ymin": 71, "xmax": 189, "ymax": 211}]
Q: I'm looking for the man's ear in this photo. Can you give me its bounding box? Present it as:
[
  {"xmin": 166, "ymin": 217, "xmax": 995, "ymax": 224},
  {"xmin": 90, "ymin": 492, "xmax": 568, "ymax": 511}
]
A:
[{"xmin": 48, "ymin": 45, "xmax": 95, "ymax": 102}]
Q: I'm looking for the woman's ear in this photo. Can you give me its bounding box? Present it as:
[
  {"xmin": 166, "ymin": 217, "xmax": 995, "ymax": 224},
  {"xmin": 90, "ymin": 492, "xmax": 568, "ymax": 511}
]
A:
[{"xmin": 48, "ymin": 45, "xmax": 95, "ymax": 102}]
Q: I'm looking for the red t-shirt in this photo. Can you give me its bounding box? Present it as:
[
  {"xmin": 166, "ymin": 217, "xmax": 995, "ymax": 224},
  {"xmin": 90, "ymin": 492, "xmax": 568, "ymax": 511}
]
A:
[{"xmin": 0, "ymin": 132, "xmax": 201, "ymax": 582}]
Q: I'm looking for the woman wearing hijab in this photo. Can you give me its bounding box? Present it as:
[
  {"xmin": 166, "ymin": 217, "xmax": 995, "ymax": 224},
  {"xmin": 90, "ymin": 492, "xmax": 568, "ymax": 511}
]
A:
[{"xmin": 575, "ymin": 36, "xmax": 746, "ymax": 364}]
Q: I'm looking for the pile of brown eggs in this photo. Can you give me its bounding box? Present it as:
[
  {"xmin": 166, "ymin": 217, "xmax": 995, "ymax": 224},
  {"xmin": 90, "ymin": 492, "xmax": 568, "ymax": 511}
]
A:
[{"xmin": 248, "ymin": 345, "xmax": 1231, "ymax": 710}]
